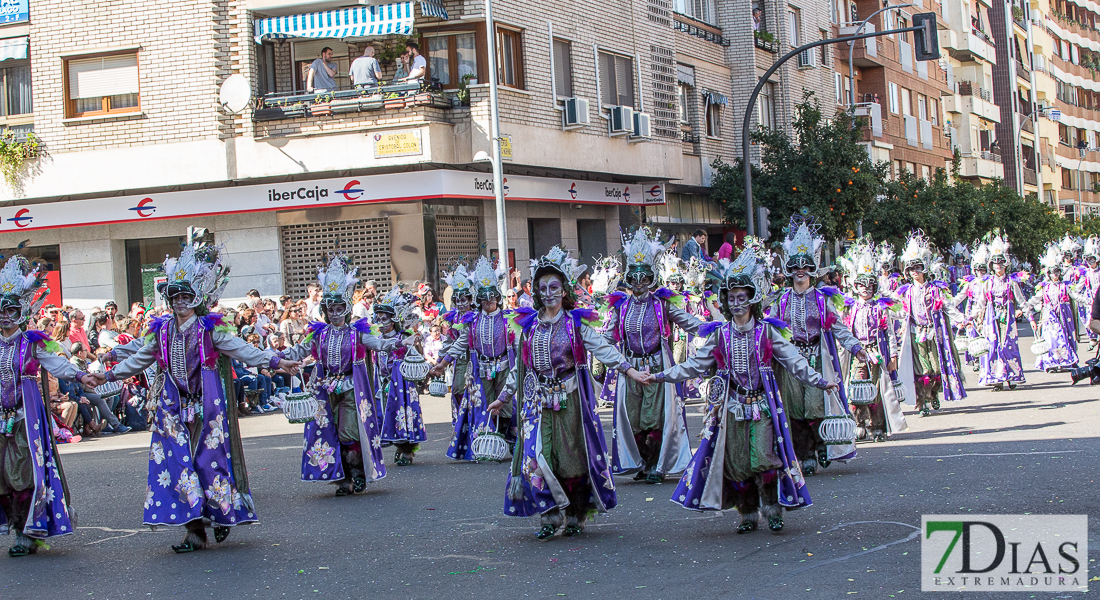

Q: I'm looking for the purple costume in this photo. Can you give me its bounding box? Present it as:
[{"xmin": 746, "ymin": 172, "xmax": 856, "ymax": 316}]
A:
[
  {"xmin": 978, "ymin": 274, "xmax": 1027, "ymax": 387},
  {"xmin": 377, "ymin": 328, "xmax": 427, "ymax": 450},
  {"xmin": 895, "ymin": 281, "xmax": 968, "ymax": 407},
  {"xmin": 1029, "ymin": 281, "xmax": 1080, "ymax": 371}
]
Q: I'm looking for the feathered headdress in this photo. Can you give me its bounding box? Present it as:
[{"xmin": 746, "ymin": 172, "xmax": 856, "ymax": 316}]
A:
[
  {"xmin": 900, "ymin": 230, "xmax": 939, "ymax": 274},
  {"xmin": 658, "ymin": 250, "xmax": 686, "ymax": 284},
  {"xmin": 971, "ymin": 242, "xmax": 990, "ymax": 269},
  {"xmin": 621, "ymin": 227, "xmax": 670, "ymax": 276},
  {"xmin": 442, "ymin": 261, "xmax": 474, "ymax": 300},
  {"xmin": 781, "ymin": 212, "xmax": 825, "ymax": 276},
  {"xmin": 531, "ymin": 246, "xmax": 587, "ymax": 285},
  {"xmin": 373, "ymin": 284, "xmax": 418, "ymax": 330},
  {"xmin": 876, "ymin": 241, "xmax": 895, "ymax": 269},
  {"xmin": 1084, "ymin": 236, "xmax": 1100, "ymax": 260},
  {"xmin": 986, "ymin": 230, "xmax": 1010, "ymax": 264},
  {"xmin": 160, "ymin": 241, "xmax": 230, "ymax": 309},
  {"xmin": 718, "ymin": 244, "xmax": 769, "ymax": 304},
  {"xmin": 470, "ymin": 255, "xmax": 506, "ymax": 302},
  {"xmin": 1038, "ymin": 243, "xmax": 1061, "ymax": 272},
  {"xmin": 837, "ymin": 238, "xmax": 878, "ymax": 289},
  {"xmin": 0, "ymin": 255, "xmax": 47, "ymax": 325},
  {"xmin": 684, "ymin": 256, "xmax": 708, "ymax": 293},
  {"xmin": 590, "ymin": 256, "xmax": 621, "ymax": 298},
  {"xmin": 951, "ymin": 242, "xmax": 970, "ymax": 261},
  {"xmin": 317, "ymin": 253, "xmax": 357, "ymax": 317},
  {"xmin": 1059, "ymin": 234, "xmax": 1082, "ymax": 256}
]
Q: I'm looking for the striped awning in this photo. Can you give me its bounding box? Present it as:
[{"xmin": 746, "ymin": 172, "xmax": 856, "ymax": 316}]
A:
[
  {"xmin": 253, "ymin": 2, "xmax": 446, "ymax": 43},
  {"xmin": 0, "ymin": 37, "xmax": 27, "ymax": 62}
]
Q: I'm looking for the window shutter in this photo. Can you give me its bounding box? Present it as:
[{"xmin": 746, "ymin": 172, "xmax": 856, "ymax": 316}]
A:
[
  {"xmin": 554, "ymin": 40, "xmax": 572, "ymax": 97},
  {"xmin": 598, "ymin": 51, "xmax": 615, "ymax": 105},
  {"xmin": 615, "ymin": 55, "xmax": 633, "ymax": 106},
  {"xmin": 68, "ymin": 54, "xmax": 139, "ymax": 100}
]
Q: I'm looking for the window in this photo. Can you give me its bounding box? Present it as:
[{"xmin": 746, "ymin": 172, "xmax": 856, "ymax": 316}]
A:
[
  {"xmin": 426, "ymin": 32, "xmax": 478, "ymax": 88},
  {"xmin": 917, "ymin": 93, "xmax": 927, "ymax": 120},
  {"xmin": 0, "ymin": 61, "xmax": 31, "ymax": 121},
  {"xmin": 788, "ymin": 8, "xmax": 801, "ymax": 47},
  {"xmin": 679, "ymin": 0, "xmax": 717, "ymax": 25},
  {"xmin": 255, "ymin": 43, "xmax": 277, "ymax": 96},
  {"xmin": 598, "ymin": 51, "xmax": 635, "ymax": 107},
  {"xmin": 679, "ymin": 83, "xmax": 690, "ymax": 123},
  {"xmin": 819, "ymin": 30, "xmax": 828, "ymax": 63},
  {"xmin": 921, "ymin": 165, "xmax": 931, "ymax": 180},
  {"xmin": 908, "ymin": 161, "xmax": 917, "ymax": 174},
  {"xmin": 929, "ymin": 98, "xmax": 938, "ymax": 125},
  {"xmin": 758, "ymin": 81, "xmax": 776, "ymax": 130},
  {"xmin": 888, "ymin": 82, "xmax": 899, "ymax": 113},
  {"xmin": 553, "ymin": 38, "xmax": 573, "ymax": 98},
  {"xmin": 894, "ymin": 159, "xmax": 904, "ymax": 178},
  {"xmin": 901, "ymin": 87, "xmax": 912, "ymax": 116},
  {"xmin": 834, "ymin": 72, "xmax": 843, "ymax": 104},
  {"xmin": 706, "ymin": 101, "xmax": 721, "ymax": 137},
  {"xmin": 843, "ymin": 76, "xmax": 851, "ymax": 106},
  {"xmin": 497, "ymin": 28, "xmax": 524, "ymax": 88},
  {"xmin": 1063, "ymin": 167, "xmax": 1074, "ymax": 189},
  {"xmin": 65, "ymin": 52, "xmax": 140, "ymax": 118}
]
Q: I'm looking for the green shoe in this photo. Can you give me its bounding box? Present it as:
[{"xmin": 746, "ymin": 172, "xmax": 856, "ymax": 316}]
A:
[
  {"xmin": 768, "ymin": 516, "xmax": 784, "ymax": 532},
  {"xmin": 213, "ymin": 527, "xmax": 230, "ymax": 544},
  {"xmin": 562, "ymin": 524, "xmax": 583, "ymax": 537},
  {"xmin": 171, "ymin": 541, "xmax": 199, "ymax": 553},
  {"xmin": 645, "ymin": 472, "xmax": 664, "ymax": 484},
  {"xmin": 535, "ymin": 525, "xmax": 557, "ymax": 540}
]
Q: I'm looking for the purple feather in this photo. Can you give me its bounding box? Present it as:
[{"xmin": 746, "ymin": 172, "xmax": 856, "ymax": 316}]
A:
[
  {"xmin": 441, "ymin": 309, "xmax": 458, "ymax": 323},
  {"xmin": 698, "ymin": 321, "xmax": 723, "ymax": 338},
  {"xmin": 605, "ymin": 291, "xmax": 628, "ymax": 308},
  {"xmin": 819, "ymin": 286, "xmax": 841, "ymax": 297},
  {"xmin": 199, "ymin": 313, "xmax": 228, "ymax": 331},
  {"xmin": 23, "ymin": 330, "xmax": 49, "ymax": 345},
  {"xmin": 653, "ymin": 287, "xmax": 675, "ymax": 301},
  {"xmin": 875, "ymin": 297, "xmax": 897, "ymax": 308},
  {"xmin": 762, "ymin": 316, "xmax": 790, "ymax": 330},
  {"xmin": 571, "ymin": 307, "xmax": 599, "ymax": 322},
  {"xmin": 512, "ymin": 306, "xmax": 538, "ymax": 332},
  {"xmin": 306, "ymin": 321, "xmax": 328, "ymax": 336},
  {"xmin": 897, "ymin": 283, "xmax": 912, "ymax": 295},
  {"xmin": 352, "ymin": 319, "xmax": 372, "ymax": 335}
]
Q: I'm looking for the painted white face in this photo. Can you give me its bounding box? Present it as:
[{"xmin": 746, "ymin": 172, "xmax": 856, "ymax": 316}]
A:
[
  {"xmin": 454, "ymin": 294, "xmax": 473, "ymax": 312},
  {"xmin": 537, "ymin": 274, "xmax": 565, "ymax": 309},
  {"xmin": 992, "ymin": 261, "xmax": 1007, "ymax": 276},
  {"xmin": 727, "ymin": 287, "xmax": 752, "ymax": 318},
  {"xmin": 171, "ymin": 294, "xmax": 196, "ymax": 318},
  {"xmin": 325, "ymin": 303, "xmax": 348, "ymax": 326},
  {"xmin": 669, "ymin": 279, "xmax": 684, "ymax": 292},
  {"xmin": 1089, "ymin": 257, "xmax": 1098, "ymax": 268},
  {"xmin": 1050, "ymin": 269, "xmax": 1062, "ymax": 282},
  {"xmin": 0, "ymin": 306, "xmax": 19, "ymax": 330},
  {"xmin": 791, "ymin": 267, "xmax": 812, "ymax": 284},
  {"xmin": 855, "ymin": 281, "xmax": 875, "ymax": 300},
  {"xmin": 374, "ymin": 311, "xmax": 394, "ymax": 333}
]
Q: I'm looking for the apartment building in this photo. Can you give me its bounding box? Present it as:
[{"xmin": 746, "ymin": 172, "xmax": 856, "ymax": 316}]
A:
[{"xmin": 831, "ymin": 0, "xmax": 955, "ymax": 182}]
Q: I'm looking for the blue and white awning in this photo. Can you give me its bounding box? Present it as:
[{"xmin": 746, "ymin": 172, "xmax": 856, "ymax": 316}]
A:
[
  {"xmin": 253, "ymin": 2, "xmax": 446, "ymax": 43},
  {"xmin": 0, "ymin": 37, "xmax": 27, "ymax": 62}
]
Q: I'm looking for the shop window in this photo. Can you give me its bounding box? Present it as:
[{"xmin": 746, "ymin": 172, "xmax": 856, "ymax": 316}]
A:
[
  {"xmin": 426, "ymin": 32, "xmax": 477, "ymax": 89},
  {"xmin": 64, "ymin": 51, "xmax": 140, "ymax": 118},
  {"xmin": 125, "ymin": 236, "xmax": 185, "ymax": 307}
]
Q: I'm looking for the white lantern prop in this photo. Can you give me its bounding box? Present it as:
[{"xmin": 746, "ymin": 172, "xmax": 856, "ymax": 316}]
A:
[
  {"xmin": 954, "ymin": 337, "xmax": 969, "ymax": 353},
  {"xmin": 846, "ymin": 379, "xmax": 877, "ymax": 406},
  {"xmin": 400, "ymin": 347, "xmax": 431, "ymax": 382},
  {"xmin": 282, "ymin": 392, "xmax": 319, "ymax": 424},
  {"xmin": 967, "ymin": 336, "xmax": 991, "ymax": 358},
  {"xmin": 892, "ymin": 380, "xmax": 908, "ymax": 403},
  {"xmin": 428, "ymin": 378, "xmax": 448, "ymax": 397},
  {"xmin": 819, "ymin": 414, "xmax": 857, "ymax": 446},
  {"xmin": 471, "ymin": 426, "xmax": 509, "ymax": 462},
  {"xmin": 1030, "ymin": 339, "xmax": 1051, "ymax": 356}
]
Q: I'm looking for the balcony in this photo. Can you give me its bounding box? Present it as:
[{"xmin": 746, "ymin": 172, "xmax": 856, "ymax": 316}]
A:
[
  {"xmin": 754, "ymin": 30, "xmax": 778, "ymax": 53},
  {"xmin": 940, "ymin": 22, "xmax": 996, "ymax": 64},
  {"xmin": 839, "ymin": 22, "xmax": 882, "ymax": 67},
  {"xmin": 1023, "ymin": 167, "xmax": 1038, "ymax": 186},
  {"xmin": 253, "ymin": 82, "xmax": 452, "ymax": 124},
  {"xmin": 959, "ymin": 151, "xmax": 1004, "ymax": 180},
  {"xmin": 1016, "ymin": 60, "xmax": 1032, "ymax": 81}
]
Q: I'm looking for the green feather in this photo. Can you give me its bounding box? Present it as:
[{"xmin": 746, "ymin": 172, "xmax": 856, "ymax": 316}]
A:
[
  {"xmin": 505, "ymin": 312, "xmax": 524, "ymax": 337},
  {"xmin": 581, "ymin": 313, "xmax": 603, "ymax": 329},
  {"xmin": 666, "ymin": 293, "xmax": 686, "ymax": 309},
  {"xmin": 772, "ymin": 324, "xmax": 793, "ymax": 340},
  {"xmin": 214, "ymin": 324, "xmax": 235, "ymax": 335},
  {"xmin": 43, "ymin": 339, "xmax": 63, "ymax": 354},
  {"xmin": 301, "ymin": 330, "xmax": 315, "ymax": 345}
]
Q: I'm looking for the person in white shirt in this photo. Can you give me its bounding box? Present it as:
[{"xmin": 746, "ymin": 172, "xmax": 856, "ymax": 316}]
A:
[
  {"xmin": 350, "ymin": 45, "xmax": 382, "ymax": 87},
  {"xmin": 402, "ymin": 41, "xmax": 427, "ymax": 84},
  {"xmin": 303, "ymin": 283, "xmax": 324, "ymax": 322}
]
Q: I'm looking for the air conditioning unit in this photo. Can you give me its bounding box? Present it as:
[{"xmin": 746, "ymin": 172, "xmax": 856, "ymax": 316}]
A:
[
  {"xmin": 562, "ymin": 97, "xmax": 589, "ymax": 130},
  {"xmin": 609, "ymin": 105, "xmax": 634, "ymax": 136},
  {"xmin": 630, "ymin": 112, "xmax": 651, "ymax": 142},
  {"xmin": 798, "ymin": 49, "xmax": 815, "ymax": 68}
]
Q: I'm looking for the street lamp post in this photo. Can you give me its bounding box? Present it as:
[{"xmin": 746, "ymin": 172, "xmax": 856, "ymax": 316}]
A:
[
  {"xmin": 483, "ymin": 0, "xmax": 508, "ymax": 269},
  {"xmin": 848, "ymin": 3, "xmax": 915, "ymax": 111}
]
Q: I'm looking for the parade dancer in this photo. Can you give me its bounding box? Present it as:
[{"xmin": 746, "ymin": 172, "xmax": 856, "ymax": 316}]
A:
[
  {"xmin": 1058, "ymin": 235, "xmax": 1087, "ymax": 340},
  {"xmin": 276, "ymin": 255, "xmax": 411, "ymax": 495},
  {"xmin": 650, "ymin": 244, "xmax": 836, "ymax": 533},
  {"xmin": 768, "ymin": 214, "xmax": 867, "ymax": 476},
  {"xmin": 603, "ymin": 228, "xmax": 701, "ymax": 483},
  {"xmin": 837, "ymin": 240, "xmax": 908, "ymax": 442},
  {"xmin": 438, "ymin": 262, "xmax": 474, "ymax": 423},
  {"xmin": 948, "ymin": 243, "xmax": 971, "ymax": 295},
  {"xmin": 895, "ymin": 232, "xmax": 967, "ymax": 416},
  {"xmin": 0, "ymin": 256, "xmax": 96, "ymax": 557},
  {"xmin": 1074, "ymin": 237, "xmax": 1100, "ymax": 351},
  {"xmin": 1030, "ymin": 245, "xmax": 1080, "ymax": 372},
  {"xmin": 101, "ymin": 242, "xmax": 300, "ymax": 553},
  {"xmin": 431, "ymin": 256, "xmax": 516, "ymax": 460},
  {"xmin": 589, "ymin": 257, "xmax": 622, "ymax": 409},
  {"xmin": 977, "ymin": 233, "xmax": 1027, "ymax": 391},
  {"xmin": 952, "ymin": 243, "xmax": 990, "ymax": 372},
  {"xmin": 488, "ymin": 246, "xmax": 647, "ymax": 539},
  {"xmin": 877, "ymin": 242, "xmax": 901, "ymax": 295},
  {"xmin": 375, "ymin": 287, "xmax": 427, "ymax": 466}
]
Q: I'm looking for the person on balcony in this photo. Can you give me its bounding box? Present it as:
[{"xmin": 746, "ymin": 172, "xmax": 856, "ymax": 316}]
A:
[
  {"xmin": 753, "ymin": 8, "xmax": 763, "ymax": 31},
  {"xmin": 401, "ymin": 42, "xmax": 426, "ymax": 85},
  {"xmin": 351, "ymin": 46, "xmax": 382, "ymax": 88},
  {"xmin": 307, "ymin": 47, "xmax": 337, "ymax": 93}
]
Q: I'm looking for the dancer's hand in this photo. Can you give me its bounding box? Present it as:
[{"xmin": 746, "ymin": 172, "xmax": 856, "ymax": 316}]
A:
[
  {"xmin": 81, "ymin": 373, "xmax": 105, "ymax": 388},
  {"xmin": 627, "ymin": 368, "xmax": 650, "ymax": 385},
  {"xmin": 887, "ymin": 358, "xmax": 897, "ymax": 372},
  {"xmin": 277, "ymin": 359, "xmax": 302, "ymax": 375},
  {"xmin": 402, "ymin": 334, "xmax": 419, "ymax": 347},
  {"xmin": 822, "ymin": 380, "xmax": 840, "ymax": 393},
  {"xmin": 427, "ymin": 363, "xmax": 446, "ymax": 378},
  {"xmin": 487, "ymin": 399, "xmax": 504, "ymax": 415},
  {"xmin": 855, "ymin": 349, "xmax": 871, "ymax": 364}
]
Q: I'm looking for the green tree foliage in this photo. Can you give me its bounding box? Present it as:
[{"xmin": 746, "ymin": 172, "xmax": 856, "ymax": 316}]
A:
[{"xmin": 709, "ymin": 94, "xmax": 888, "ymax": 241}]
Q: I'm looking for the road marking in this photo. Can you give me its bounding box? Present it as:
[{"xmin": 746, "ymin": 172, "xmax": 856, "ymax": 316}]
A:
[
  {"xmin": 904, "ymin": 450, "xmax": 1081, "ymax": 458},
  {"xmin": 785, "ymin": 521, "xmax": 920, "ymax": 577}
]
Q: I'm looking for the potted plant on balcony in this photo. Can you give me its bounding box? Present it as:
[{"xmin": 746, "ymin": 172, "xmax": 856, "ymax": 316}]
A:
[
  {"xmin": 0, "ymin": 129, "xmax": 44, "ymax": 189},
  {"xmin": 754, "ymin": 30, "xmax": 777, "ymax": 53},
  {"xmin": 309, "ymin": 92, "xmax": 333, "ymax": 117},
  {"xmin": 383, "ymin": 91, "xmax": 407, "ymax": 110},
  {"xmin": 455, "ymin": 74, "xmax": 477, "ymax": 107}
]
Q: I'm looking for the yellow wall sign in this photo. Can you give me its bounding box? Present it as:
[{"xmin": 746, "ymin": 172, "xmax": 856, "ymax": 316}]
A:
[
  {"xmin": 373, "ymin": 129, "xmax": 423, "ymax": 158},
  {"xmin": 500, "ymin": 134, "xmax": 513, "ymax": 161}
]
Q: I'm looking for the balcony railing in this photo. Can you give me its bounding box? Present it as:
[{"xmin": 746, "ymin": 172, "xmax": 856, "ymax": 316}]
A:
[
  {"xmin": 971, "ymin": 18, "xmax": 994, "ymax": 44},
  {"xmin": 957, "ymin": 80, "xmax": 993, "ymax": 102},
  {"xmin": 1023, "ymin": 167, "xmax": 1038, "ymax": 185},
  {"xmin": 681, "ymin": 129, "xmax": 701, "ymax": 144},
  {"xmin": 754, "ymin": 30, "xmax": 778, "ymax": 53},
  {"xmin": 253, "ymin": 81, "xmax": 451, "ymax": 122}
]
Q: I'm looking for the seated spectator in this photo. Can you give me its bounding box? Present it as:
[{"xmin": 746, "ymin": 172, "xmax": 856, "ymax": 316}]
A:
[
  {"xmin": 115, "ymin": 316, "xmax": 140, "ymax": 346},
  {"xmin": 424, "ymin": 323, "xmax": 443, "ymax": 365},
  {"xmin": 351, "ymin": 45, "xmax": 382, "ymax": 87},
  {"xmin": 83, "ymin": 345, "xmax": 130, "ymax": 434},
  {"xmin": 279, "ymin": 305, "xmax": 307, "ymax": 345},
  {"xmin": 233, "ymin": 334, "xmax": 276, "ymax": 414},
  {"xmin": 238, "ymin": 308, "xmax": 257, "ymax": 339}
]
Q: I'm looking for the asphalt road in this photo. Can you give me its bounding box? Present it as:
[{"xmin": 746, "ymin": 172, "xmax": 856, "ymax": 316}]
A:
[{"xmin": 4, "ymin": 329, "xmax": 1098, "ymax": 600}]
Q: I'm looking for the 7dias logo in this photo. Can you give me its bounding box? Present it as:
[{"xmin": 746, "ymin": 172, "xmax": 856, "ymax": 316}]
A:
[{"xmin": 921, "ymin": 515, "xmax": 1088, "ymax": 592}]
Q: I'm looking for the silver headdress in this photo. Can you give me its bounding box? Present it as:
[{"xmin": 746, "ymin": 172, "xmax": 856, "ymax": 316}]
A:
[
  {"xmin": 442, "ymin": 261, "xmax": 474, "ymax": 300},
  {"xmin": 0, "ymin": 255, "xmax": 47, "ymax": 325},
  {"xmin": 683, "ymin": 256, "xmax": 708, "ymax": 293},
  {"xmin": 1059, "ymin": 234, "xmax": 1081, "ymax": 257},
  {"xmin": 317, "ymin": 253, "xmax": 357, "ymax": 318},
  {"xmin": 1085, "ymin": 236, "xmax": 1100, "ymax": 260},
  {"xmin": 530, "ymin": 245, "xmax": 587, "ymax": 285},
  {"xmin": 899, "ymin": 230, "xmax": 939, "ymax": 274},
  {"xmin": 1039, "ymin": 243, "xmax": 1062, "ymax": 273},
  {"xmin": 781, "ymin": 213, "xmax": 825, "ymax": 276},
  {"xmin": 951, "ymin": 242, "xmax": 970, "ymax": 261},
  {"xmin": 718, "ymin": 243, "xmax": 769, "ymax": 304},
  {"xmin": 470, "ymin": 255, "xmax": 507, "ymax": 302},
  {"xmin": 373, "ymin": 284, "xmax": 418, "ymax": 330},
  {"xmin": 590, "ymin": 256, "xmax": 622, "ymax": 298},
  {"xmin": 658, "ymin": 250, "xmax": 686, "ymax": 284},
  {"xmin": 971, "ymin": 242, "xmax": 990, "ymax": 269},
  {"xmin": 837, "ymin": 238, "xmax": 878, "ymax": 289},
  {"xmin": 621, "ymin": 227, "xmax": 670, "ymax": 285},
  {"xmin": 876, "ymin": 241, "xmax": 895, "ymax": 269},
  {"xmin": 160, "ymin": 241, "xmax": 230, "ymax": 309},
  {"xmin": 987, "ymin": 231, "xmax": 1010, "ymax": 264}
]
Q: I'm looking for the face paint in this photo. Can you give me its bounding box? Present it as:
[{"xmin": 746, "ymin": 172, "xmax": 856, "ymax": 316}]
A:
[
  {"xmin": 0, "ymin": 307, "xmax": 18, "ymax": 330},
  {"xmin": 171, "ymin": 294, "xmax": 195, "ymax": 318},
  {"xmin": 454, "ymin": 294, "xmax": 473, "ymax": 311},
  {"xmin": 374, "ymin": 312, "xmax": 394, "ymax": 332},
  {"xmin": 727, "ymin": 288, "xmax": 752, "ymax": 318},
  {"xmin": 626, "ymin": 270, "xmax": 654, "ymax": 294},
  {"xmin": 537, "ymin": 274, "xmax": 565, "ymax": 309},
  {"xmin": 669, "ymin": 279, "xmax": 684, "ymax": 292},
  {"xmin": 855, "ymin": 282, "xmax": 875, "ymax": 300},
  {"xmin": 791, "ymin": 267, "xmax": 812, "ymax": 282}
]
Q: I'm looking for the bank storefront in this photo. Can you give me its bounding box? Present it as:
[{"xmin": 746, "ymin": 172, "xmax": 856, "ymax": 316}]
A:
[{"xmin": 0, "ymin": 170, "xmax": 664, "ymax": 308}]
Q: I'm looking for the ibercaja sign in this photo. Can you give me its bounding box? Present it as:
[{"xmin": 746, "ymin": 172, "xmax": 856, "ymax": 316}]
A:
[{"xmin": 921, "ymin": 515, "xmax": 1087, "ymax": 592}]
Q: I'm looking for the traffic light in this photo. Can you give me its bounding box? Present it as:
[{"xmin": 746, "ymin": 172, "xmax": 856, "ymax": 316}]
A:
[
  {"xmin": 913, "ymin": 12, "xmax": 940, "ymax": 61},
  {"xmin": 756, "ymin": 206, "xmax": 771, "ymax": 240}
]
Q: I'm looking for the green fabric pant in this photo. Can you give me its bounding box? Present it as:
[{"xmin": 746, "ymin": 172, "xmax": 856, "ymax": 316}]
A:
[
  {"xmin": 912, "ymin": 334, "xmax": 943, "ymax": 408},
  {"xmin": 848, "ymin": 357, "xmax": 887, "ymax": 434},
  {"xmin": 330, "ymin": 389, "xmax": 359, "ymax": 444},
  {"xmin": 541, "ymin": 392, "xmax": 588, "ymax": 480},
  {"xmin": 483, "ymin": 370, "xmax": 512, "ymax": 422},
  {"xmin": 0, "ymin": 424, "xmax": 32, "ymax": 496},
  {"xmin": 625, "ymin": 376, "xmax": 665, "ymax": 435},
  {"xmin": 778, "ymin": 358, "xmax": 826, "ymax": 421},
  {"xmin": 723, "ymin": 414, "xmax": 783, "ymax": 485}
]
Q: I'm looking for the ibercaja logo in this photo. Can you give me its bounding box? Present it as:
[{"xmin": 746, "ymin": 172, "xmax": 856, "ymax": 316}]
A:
[{"xmin": 921, "ymin": 515, "xmax": 1087, "ymax": 592}]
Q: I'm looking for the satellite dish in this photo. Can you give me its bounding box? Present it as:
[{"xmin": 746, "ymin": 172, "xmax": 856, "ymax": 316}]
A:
[{"xmin": 218, "ymin": 74, "xmax": 252, "ymax": 114}]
